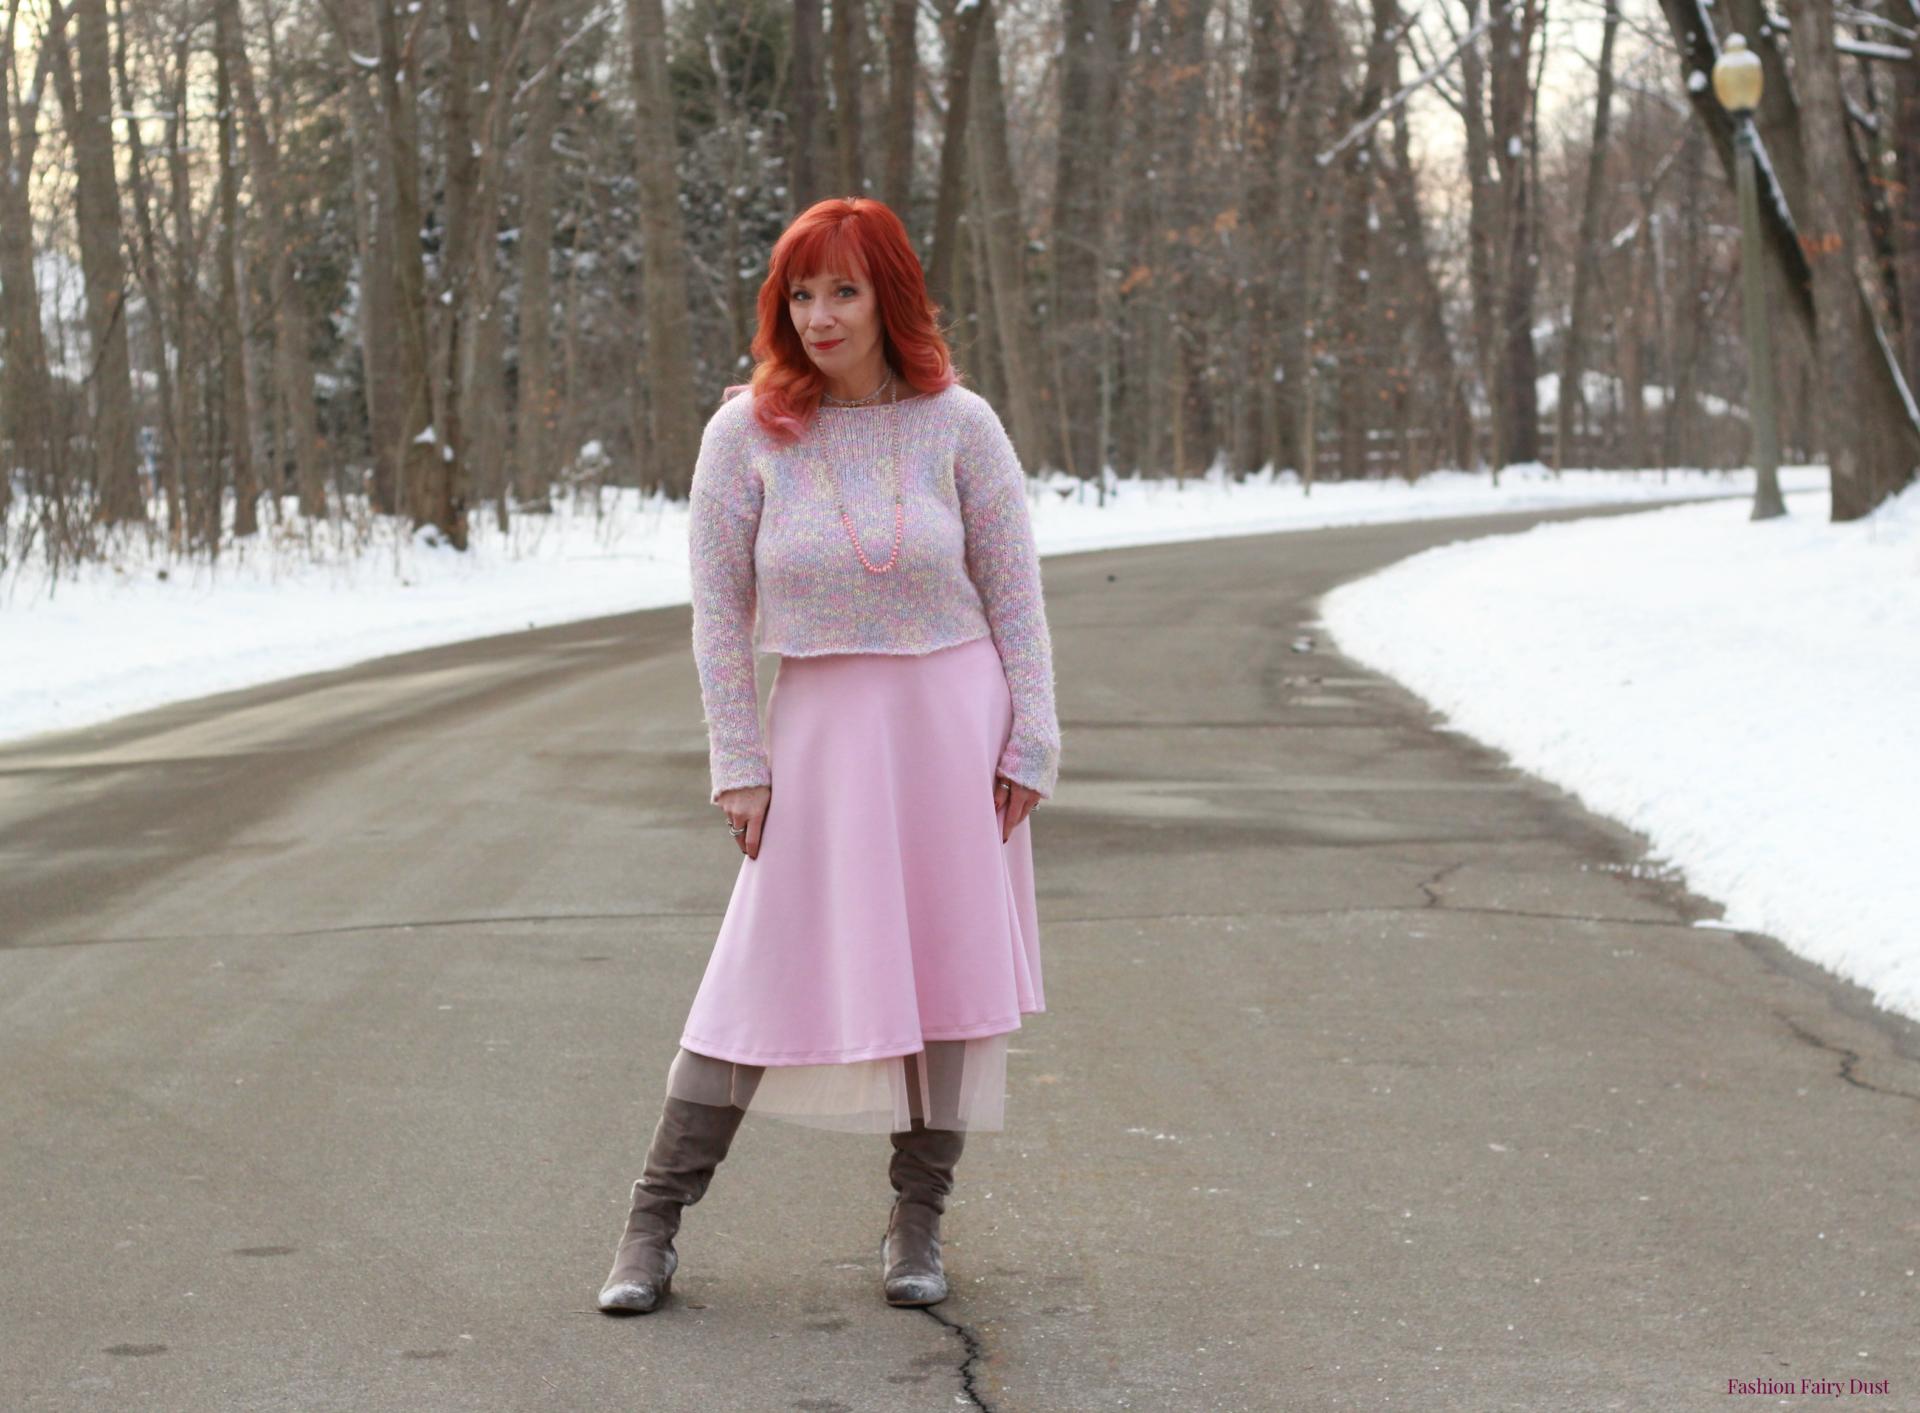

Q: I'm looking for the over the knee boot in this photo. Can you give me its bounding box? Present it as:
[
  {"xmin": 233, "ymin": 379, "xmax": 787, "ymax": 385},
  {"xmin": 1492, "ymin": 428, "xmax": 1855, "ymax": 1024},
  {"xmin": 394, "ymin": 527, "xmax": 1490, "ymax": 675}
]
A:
[
  {"xmin": 598, "ymin": 1096, "xmax": 746, "ymax": 1315},
  {"xmin": 882, "ymin": 1119, "xmax": 966, "ymax": 1307}
]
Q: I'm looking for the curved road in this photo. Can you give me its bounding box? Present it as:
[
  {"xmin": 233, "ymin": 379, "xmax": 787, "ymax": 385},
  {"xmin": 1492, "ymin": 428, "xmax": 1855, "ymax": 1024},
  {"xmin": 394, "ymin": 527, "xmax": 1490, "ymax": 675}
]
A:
[{"xmin": 4, "ymin": 501, "xmax": 1916, "ymax": 1412}]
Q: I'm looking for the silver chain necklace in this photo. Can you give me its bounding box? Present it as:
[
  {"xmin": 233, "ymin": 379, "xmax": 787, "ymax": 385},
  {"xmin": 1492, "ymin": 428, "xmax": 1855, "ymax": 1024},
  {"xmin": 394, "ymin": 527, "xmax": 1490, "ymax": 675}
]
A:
[{"xmin": 821, "ymin": 368, "xmax": 894, "ymax": 407}]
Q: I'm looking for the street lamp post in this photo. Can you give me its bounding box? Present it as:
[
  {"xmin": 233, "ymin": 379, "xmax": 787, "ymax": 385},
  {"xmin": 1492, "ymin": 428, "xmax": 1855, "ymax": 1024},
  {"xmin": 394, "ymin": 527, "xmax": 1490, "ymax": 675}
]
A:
[{"xmin": 1713, "ymin": 34, "xmax": 1787, "ymax": 520}]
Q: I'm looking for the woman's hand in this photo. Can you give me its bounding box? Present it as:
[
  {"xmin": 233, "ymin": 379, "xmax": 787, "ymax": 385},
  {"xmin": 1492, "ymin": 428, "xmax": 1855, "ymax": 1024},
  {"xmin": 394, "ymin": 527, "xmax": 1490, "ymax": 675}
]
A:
[
  {"xmin": 995, "ymin": 774, "xmax": 1040, "ymax": 843},
  {"xmin": 716, "ymin": 784, "xmax": 772, "ymax": 859}
]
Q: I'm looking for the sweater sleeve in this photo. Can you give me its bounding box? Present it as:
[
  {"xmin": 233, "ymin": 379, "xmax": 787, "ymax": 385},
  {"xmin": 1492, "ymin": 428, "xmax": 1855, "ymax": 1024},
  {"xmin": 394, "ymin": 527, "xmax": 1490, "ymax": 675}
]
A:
[
  {"xmin": 688, "ymin": 404, "xmax": 772, "ymax": 805},
  {"xmin": 955, "ymin": 397, "xmax": 1062, "ymax": 799}
]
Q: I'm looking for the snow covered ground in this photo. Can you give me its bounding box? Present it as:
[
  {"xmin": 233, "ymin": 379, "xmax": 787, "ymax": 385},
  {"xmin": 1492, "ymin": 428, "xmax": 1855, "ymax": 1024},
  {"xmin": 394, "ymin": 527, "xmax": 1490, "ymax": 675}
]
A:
[
  {"xmin": 1, "ymin": 463, "xmax": 1815, "ymax": 749},
  {"xmin": 1319, "ymin": 479, "xmax": 1920, "ymax": 1025}
]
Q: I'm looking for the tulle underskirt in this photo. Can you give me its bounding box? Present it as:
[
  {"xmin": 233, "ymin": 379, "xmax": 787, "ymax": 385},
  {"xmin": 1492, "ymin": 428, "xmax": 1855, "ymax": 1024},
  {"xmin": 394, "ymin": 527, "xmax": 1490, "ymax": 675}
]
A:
[{"xmin": 665, "ymin": 1034, "xmax": 1008, "ymax": 1133}]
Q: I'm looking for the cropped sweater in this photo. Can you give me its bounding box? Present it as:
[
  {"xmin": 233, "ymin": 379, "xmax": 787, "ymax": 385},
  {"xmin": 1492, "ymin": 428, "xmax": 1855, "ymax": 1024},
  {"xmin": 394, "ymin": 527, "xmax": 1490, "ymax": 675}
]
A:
[{"xmin": 687, "ymin": 381, "xmax": 1061, "ymax": 805}]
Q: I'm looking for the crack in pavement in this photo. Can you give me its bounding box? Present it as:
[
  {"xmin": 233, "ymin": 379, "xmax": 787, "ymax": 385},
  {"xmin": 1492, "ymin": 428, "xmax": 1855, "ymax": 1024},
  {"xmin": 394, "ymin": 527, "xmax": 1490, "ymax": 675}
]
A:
[
  {"xmin": 1775, "ymin": 1014, "xmax": 1920, "ymax": 1105},
  {"xmin": 14, "ymin": 901, "xmax": 1715, "ymax": 951},
  {"xmin": 1417, "ymin": 861, "xmax": 1466, "ymax": 907},
  {"xmin": 4, "ymin": 909, "xmax": 724, "ymax": 950},
  {"xmin": 918, "ymin": 1306, "xmax": 993, "ymax": 1411}
]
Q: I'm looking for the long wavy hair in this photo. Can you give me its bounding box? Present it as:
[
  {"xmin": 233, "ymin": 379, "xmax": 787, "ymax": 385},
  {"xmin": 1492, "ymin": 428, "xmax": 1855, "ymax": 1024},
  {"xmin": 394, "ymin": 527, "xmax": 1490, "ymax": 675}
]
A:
[{"xmin": 725, "ymin": 197, "xmax": 959, "ymax": 444}]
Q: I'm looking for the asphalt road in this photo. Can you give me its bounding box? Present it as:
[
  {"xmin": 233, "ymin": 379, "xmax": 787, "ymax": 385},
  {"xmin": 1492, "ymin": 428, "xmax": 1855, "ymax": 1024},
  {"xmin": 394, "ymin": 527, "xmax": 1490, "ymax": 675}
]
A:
[{"xmin": 4, "ymin": 500, "xmax": 1916, "ymax": 1413}]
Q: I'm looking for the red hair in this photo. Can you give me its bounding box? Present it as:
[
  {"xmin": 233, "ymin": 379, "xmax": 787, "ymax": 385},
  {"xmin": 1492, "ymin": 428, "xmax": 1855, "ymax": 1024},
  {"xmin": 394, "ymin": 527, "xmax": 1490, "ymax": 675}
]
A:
[{"xmin": 723, "ymin": 197, "xmax": 959, "ymax": 443}]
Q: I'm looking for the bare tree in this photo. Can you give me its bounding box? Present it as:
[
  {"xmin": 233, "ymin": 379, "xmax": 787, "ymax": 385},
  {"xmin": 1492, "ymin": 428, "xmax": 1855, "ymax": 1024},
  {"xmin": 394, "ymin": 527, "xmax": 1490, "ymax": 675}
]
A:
[
  {"xmin": 213, "ymin": 0, "xmax": 258, "ymax": 537},
  {"xmin": 1787, "ymin": 0, "xmax": 1919, "ymax": 516},
  {"xmin": 626, "ymin": 0, "xmax": 701, "ymax": 494},
  {"xmin": 1231, "ymin": 0, "xmax": 1284, "ymax": 477},
  {"xmin": 968, "ymin": 0, "xmax": 1044, "ymax": 470},
  {"xmin": 48, "ymin": 0, "xmax": 142, "ymax": 523},
  {"xmin": 1892, "ymin": 49, "xmax": 1920, "ymax": 389},
  {"xmin": 515, "ymin": 0, "xmax": 568, "ymax": 513},
  {"xmin": 223, "ymin": 0, "xmax": 330, "ymax": 517},
  {"xmin": 1333, "ymin": 0, "xmax": 1399, "ymax": 480},
  {"xmin": 324, "ymin": 0, "xmax": 401, "ymax": 515},
  {"xmin": 372, "ymin": 0, "xmax": 443, "ymax": 532},
  {"xmin": 112, "ymin": 0, "xmax": 193, "ymax": 545},
  {"xmin": 789, "ymin": 0, "xmax": 826, "ymax": 211},
  {"xmin": 1051, "ymin": 0, "xmax": 1118, "ymax": 479},
  {"xmin": 0, "ymin": 0, "xmax": 70, "ymax": 528},
  {"xmin": 927, "ymin": 0, "xmax": 983, "ymax": 320},
  {"xmin": 882, "ymin": 0, "xmax": 916, "ymax": 214},
  {"xmin": 1284, "ymin": 0, "xmax": 1338, "ymax": 484},
  {"xmin": 1554, "ymin": 0, "xmax": 1618, "ymax": 472},
  {"xmin": 831, "ymin": 0, "xmax": 865, "ymax": 196}
]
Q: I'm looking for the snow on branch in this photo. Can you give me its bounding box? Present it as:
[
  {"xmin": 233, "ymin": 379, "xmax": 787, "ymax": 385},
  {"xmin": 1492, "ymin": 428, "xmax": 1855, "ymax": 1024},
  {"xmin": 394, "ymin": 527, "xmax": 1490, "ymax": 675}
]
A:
[
  {"xmin": 1835, "ymin": 5, "xmax": 1916, "ymax": 39},
  {"xmin": 514, "ymin": 0, "xmax": 621, "ymax": 104},
  {"xmin": 1834, "ymin": 36, "xmax": 1913, "ymax": 60},
  {"xmin": 1315, "ymin": 2, "xmax": 1511, "ymax": 168}
]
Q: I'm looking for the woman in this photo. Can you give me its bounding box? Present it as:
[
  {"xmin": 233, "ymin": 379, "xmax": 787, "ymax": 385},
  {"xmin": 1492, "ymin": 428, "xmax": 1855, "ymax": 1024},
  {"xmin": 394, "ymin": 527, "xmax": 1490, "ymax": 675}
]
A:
[{"xmin": 597, "ymin": 197, "xmax": 1061, "ymax": 1317}]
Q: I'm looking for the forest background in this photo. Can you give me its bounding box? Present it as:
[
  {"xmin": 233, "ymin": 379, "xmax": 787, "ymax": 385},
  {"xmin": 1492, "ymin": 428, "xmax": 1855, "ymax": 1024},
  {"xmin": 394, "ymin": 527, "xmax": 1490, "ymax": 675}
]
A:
[{"xmin": 1, "ymin": 0, "xmax": 1915, "ymax": 578}]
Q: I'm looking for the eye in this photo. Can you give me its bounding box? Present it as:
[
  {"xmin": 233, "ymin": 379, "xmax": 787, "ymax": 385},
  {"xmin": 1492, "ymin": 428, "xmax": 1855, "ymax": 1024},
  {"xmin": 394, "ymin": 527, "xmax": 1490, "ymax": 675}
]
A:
[{"xmin": 838, "ymin": 285, "xmax": 857, "ymax": 296}]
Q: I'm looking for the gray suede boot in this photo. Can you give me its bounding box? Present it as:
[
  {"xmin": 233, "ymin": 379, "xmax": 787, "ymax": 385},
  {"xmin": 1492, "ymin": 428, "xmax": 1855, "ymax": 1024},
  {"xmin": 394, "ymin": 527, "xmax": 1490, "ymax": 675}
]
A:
[
  {"xmin": 598, "ymin": 1096, "xmax": 746, "ymax": 1315},
  {"xmin": 882, "ymin": 1119, "xmax": 966, "ymax": 1307}
]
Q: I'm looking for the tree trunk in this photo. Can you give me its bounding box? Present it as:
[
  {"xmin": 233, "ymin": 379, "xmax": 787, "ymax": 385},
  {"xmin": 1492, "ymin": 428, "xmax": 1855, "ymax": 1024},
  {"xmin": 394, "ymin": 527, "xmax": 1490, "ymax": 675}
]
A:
[
  {"xmin": 1554, "ymin": 0, "xmax": 1617, "ymax": 472},
  {"xmin": 1490, "ymin": 0, "xmax": 1543, "ymax": 466},
  {"xmin": 927, "ymin": 0, "xmax": 983, "ymax": 321},
  {"xmin": 213, "ymin": 0, "xmax": 259, "ymax": 537},
  {"xmin": 831, "ymin": 0, "xmax": 865, "ymax": 196},
  {"xmin": 1662, "ymin": 124, "xmax": 1706, "ymax": 469},
  {"xmin": 51, "ymin": 0, "xmax": 143, "ymax": 523},
  {"xmin": 1458, "ymin": 0, "xmax": 1501, "ymax": 469},
  {"xmin": 789, "ymin": 0, "xmax": 826, "ymax": 212},
  {"xmin": 1161, "ymin": 0, "xmax": 1211, "ymax": 481},
  {"xmin": 1893, "ymin": 53, "xmax": 1920, "ymax": 388},
  {"xmin": 1335, "ymin": 0, "xmax": 1397, "ymax": 480},
  {"xmin": 1096, "ymin": 0, "xmax": 1140, "ymax": 481},
  {"xmin": 626, "ymin": 0, "xmax": 702, "ymax": 495},
  {"xmin": 961, "ymin": 191, "xmax": 1000, "ymax": 400},
  {"xmin": 222, "ymin": 0, "xmax": 327, "ymax": 516},
  {"xmin": 1382, "ymin": 80, "xmax": 1473, "ymax": 470},
  {"xmin": 1051, "ymin": 0, "xmax": 1116, "ymax": 480},
  {"xmin": 112, "ymin": 0, "xmax": 181, "ymax": 544},
  {"xmin": 160, "ymin": 23, "xmax": 204, "ymax": 544},
  {"xmin": 456, "ymin": 0, "xmax": 516, "ymax": 535},
  {"xmin": 1284, "ymin": 0, "xmax": 1338, "ymax": 485},
  {"xmin": 1111, "ymin": 0, "xmax": 1159, "ymax": 481},
  {"xmin": 0, "ymin": 3, "xmax": 62, "ymax": 523},
  {"xmin": 516, "ymin": 0, "xmax": 564, "ymax": 512},
  {"xmin": 432, "ymin": 0, "xmax": 484, "ymax": 548},
  {"xmin": 1787, "ymin": 0, "xmax": 1920, "ymax": 517},
  {"xmin": 1232, "ymin": 0, "xmax": 1283, "ymax": 477},
  {"xmin": 968, "ymin": 0, "xmax": 1045, "ymax": 470},
  {"xmin": 706, "ymin": 23, "xmax": 756, "ymax": 376},
  {"xmin": 327, "ymin": 3, "xmax": 400, "ymax": 515},
  {"xmin": 373, "ymin": 0, "xmax": 442, "ymax": 528},
  {"xmin": 883, "ymin": 0, "xmax": 916, "ymax": 214},
  {"xmin": 1621, "ymin": 218, "xmax": 1651, "ymax": 470}
]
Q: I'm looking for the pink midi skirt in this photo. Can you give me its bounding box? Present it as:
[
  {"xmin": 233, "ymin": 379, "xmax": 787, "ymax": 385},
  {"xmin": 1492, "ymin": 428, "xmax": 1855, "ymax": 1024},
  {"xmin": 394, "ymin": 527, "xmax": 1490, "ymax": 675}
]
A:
[{"xmin": 674, "ymin": 632, "xmax": 1044, "ymax": 1132}]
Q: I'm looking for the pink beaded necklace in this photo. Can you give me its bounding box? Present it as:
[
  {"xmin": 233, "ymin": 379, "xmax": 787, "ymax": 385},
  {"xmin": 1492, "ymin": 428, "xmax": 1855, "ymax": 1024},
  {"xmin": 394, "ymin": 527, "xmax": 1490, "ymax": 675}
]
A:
[{"xmin": 813, "ymin": 373, "xmax": 906, "ymax": 574}]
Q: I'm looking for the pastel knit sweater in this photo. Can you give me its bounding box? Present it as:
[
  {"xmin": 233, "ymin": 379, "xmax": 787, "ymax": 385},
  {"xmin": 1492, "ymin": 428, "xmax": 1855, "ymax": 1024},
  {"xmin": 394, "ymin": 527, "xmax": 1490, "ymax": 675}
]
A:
[{"xmin": 688, "ymin": 382, "xmax": 1061, "ymax": 805}]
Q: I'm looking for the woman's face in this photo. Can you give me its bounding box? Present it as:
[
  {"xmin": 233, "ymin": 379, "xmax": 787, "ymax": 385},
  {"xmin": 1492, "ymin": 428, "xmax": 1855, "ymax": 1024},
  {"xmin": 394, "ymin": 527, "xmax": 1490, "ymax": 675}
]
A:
[{"xmin": 788, "ymin": 269, "xmax": 883, "ymax": 377}]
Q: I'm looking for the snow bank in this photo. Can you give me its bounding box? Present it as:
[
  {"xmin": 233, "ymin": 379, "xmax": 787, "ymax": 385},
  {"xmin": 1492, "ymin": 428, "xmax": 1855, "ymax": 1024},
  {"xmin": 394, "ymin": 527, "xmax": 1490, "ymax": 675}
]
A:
[{"xmin": 1319, "ymin": 481, "xmax": 1920, "ymax": 1023}]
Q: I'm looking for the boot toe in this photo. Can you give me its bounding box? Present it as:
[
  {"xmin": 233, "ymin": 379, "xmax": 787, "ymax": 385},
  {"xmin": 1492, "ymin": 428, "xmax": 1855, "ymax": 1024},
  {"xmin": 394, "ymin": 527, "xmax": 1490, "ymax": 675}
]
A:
[
  {"xmin": 597, "ymin": 1279, "xmax": 666, "ymax": 1314},
  {"xmin": 884, "ymin": 1273, "xmax": 948, "ymax": 1307}
]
